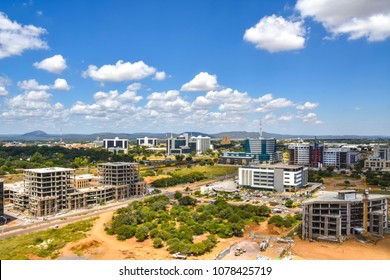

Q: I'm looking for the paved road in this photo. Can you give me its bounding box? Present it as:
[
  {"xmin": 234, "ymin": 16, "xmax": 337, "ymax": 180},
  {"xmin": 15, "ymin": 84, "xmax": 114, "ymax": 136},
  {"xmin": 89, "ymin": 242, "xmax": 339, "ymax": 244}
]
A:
[
  {"xmin": 0, "ymin": 192, "xmax": 176, "ymax": 240},
  {"xmin": 0, "ymin": 175, "xmax": 235, "ymax": 240}
]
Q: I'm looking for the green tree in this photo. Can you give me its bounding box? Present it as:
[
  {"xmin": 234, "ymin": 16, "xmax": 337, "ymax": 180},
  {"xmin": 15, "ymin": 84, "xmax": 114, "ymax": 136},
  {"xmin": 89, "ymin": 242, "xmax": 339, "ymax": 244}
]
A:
[
  {"xmin": 135, "ymin": 225, "xmax": 149, "ymax": 241},
  {"xmin": 174, "ymin": 191, "xmax": 183, "ymax": 200},
  {"xmin": 175, "ymin": 154, "xmax": 185, "ymax": 162},
  {"xmin": 31, "ymin": 152, "xmax": 44, "ymax": 163},
  {"xmin": 178, "ymin": 196, "xmax": 197, "ymax": 206},
  {"xmin": 285, "ymin": 199, "xmax": 293, "ymax": 208},
  {"xmin": 153, "ymin": 237, "xmax": 164, "ymax": 248}
]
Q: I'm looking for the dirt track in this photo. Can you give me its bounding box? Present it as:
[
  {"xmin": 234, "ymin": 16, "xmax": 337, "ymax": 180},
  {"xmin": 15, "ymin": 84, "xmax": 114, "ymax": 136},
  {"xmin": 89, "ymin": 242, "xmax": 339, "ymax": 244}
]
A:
[{"xmin": 57, "ymin": 212, "xmax": 389, "ymax": 260}]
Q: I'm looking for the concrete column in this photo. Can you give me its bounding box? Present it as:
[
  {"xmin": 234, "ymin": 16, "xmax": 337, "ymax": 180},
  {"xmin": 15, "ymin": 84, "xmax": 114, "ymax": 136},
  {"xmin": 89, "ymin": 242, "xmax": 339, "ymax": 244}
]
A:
[
  {"xmin": 336, "ymin": 217, "xmax": 340, "ymax": 239},
  {"xmin": 346, "ymin": 203, "xmax": 351, "ymax": 235},
  {"xmin": 308, "ymin": 205, "xmax": 313, "ymax": 239},
  {"xmin": 324, "ymin": 217, "xmax": 328, "ymax": 236}
]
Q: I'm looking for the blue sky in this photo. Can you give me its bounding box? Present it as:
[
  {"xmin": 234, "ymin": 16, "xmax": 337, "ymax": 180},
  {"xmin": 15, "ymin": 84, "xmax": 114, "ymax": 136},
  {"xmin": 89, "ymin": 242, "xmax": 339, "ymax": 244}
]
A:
[{"xmin": 0, "ymin": 0, "xmax": 389, "ymax": 135}]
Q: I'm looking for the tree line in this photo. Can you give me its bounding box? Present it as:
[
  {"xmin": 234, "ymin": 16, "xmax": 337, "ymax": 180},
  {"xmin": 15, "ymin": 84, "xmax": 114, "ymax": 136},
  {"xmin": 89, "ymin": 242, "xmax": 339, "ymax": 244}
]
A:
[{"xmin": 0, "ymin": 146, "xmax": 134, "ymax": 174}]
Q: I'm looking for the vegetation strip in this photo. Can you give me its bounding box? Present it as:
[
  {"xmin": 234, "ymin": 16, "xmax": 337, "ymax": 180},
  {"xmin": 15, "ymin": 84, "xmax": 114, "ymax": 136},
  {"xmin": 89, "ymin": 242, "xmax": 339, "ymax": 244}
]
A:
[
  {"xmin": 0, "ymin": 218, "xmax": 97, "ymax": 260},
  {"xmin": 105, "ymin": 195, "xmax": 271, "ymax": 256}
]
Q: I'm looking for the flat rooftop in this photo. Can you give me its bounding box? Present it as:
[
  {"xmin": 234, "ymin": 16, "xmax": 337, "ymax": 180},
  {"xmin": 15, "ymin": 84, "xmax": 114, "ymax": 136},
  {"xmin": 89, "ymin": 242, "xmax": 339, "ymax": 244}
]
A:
[
  {"xmin": 75, "ymin": 174, "xmax": 98, "ymax": 180},
  {"xmin": 98, "ymin": 162, "xmax": 138, "ymax": 166},
  {"xmin": 304, "ymin": 191, "xmax": 389, "ymax": 204},
  {"xmin": 242, "ymin": 164, "xmax": 304, "ymax": 169},
  {"xmin": 24, "ymin": 167, "xmax": 75, "ymax": 173}
]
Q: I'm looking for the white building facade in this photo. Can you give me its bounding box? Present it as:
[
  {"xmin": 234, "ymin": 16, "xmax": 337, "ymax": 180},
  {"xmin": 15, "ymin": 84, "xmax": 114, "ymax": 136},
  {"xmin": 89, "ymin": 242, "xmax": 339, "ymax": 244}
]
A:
[
  {"xmin": 192, "ymin": 135, "xmax": 211, "ymax": 155},
  {"xmin": 238, "ymin": 164, "xmax": 308, "ymax": 192},
  {"xmin": 103, "ymin": 137, "xmax": 129, "ymax": 154},
  {"xmin": 137, "ymin": 137, "xmax": 158, "ymax": 147},
  {"xmin": 323, "ymin": 147, "xmax": 350, "ymax": 169}
]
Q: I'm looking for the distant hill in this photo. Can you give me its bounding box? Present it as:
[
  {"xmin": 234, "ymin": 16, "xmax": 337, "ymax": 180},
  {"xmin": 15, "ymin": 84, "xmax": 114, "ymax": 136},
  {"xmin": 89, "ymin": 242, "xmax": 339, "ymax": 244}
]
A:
[
  {"xmin": 0, "ymin": 130, "xmax": 388, "ymax": 141},
  {"xmin": 22, "ymin": 130, "xmax": 50, "ymax": 137}
]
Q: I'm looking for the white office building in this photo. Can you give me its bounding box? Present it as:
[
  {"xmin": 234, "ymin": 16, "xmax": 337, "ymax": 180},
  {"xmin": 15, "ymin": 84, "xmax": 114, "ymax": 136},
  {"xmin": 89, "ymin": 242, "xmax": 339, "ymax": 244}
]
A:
[
  {"xmin": 238, "ymin": 164, "xmax": 308, "ymax": 192},
  {"xmin": 191, "ymin": 135, "xmax": 211, "ymax": 155},
  {"xmin": 323, "ymin": 147, "xmax": 350, "ymax": 169},
  {"xmin": 137, "ymin": 137, "xmax": 157, "ymax": 147},
  {"xmin": 288, "ymin": 143, "xmax": 310, "ymax": 165},
  {"xmin": 103, "ymin": 137, "xmax": 129, "ymax": 154}
]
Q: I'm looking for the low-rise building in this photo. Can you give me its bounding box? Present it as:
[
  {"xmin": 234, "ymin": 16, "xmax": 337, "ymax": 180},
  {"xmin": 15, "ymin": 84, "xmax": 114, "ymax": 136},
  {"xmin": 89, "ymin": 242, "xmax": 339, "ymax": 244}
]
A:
[
  {"xmin": 103, "ymin": 137, "xmax": 129, "ymax": 154},
  {"xmin": 364, "ymin": 157, "xmax": 390, "ymax": 171},
  {"xmin": 137, "ymin": 137, "xmax": 158, "ymax": 147},
  {"xmin": 238, "ymin": 164, "xmax": 308, "ymax": 192},
  {"xmin": 302, "ymin": 190, "xmax": 389, "ymax": 242}
]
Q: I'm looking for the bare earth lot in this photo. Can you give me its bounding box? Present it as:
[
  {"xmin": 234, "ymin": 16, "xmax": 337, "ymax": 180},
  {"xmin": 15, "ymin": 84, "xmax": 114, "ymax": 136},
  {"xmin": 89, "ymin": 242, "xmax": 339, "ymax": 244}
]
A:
[{"xmin": 57, "ymin": 212, "xmax": 390, "ymax": 260}]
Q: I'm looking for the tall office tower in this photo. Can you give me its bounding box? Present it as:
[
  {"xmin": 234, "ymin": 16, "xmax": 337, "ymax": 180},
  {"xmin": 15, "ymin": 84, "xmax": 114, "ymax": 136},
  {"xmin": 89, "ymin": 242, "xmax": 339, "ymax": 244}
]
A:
[
  {"xmin": 373, "ymin": 144, "xmax": 390, "ymax": 160},
  {"xmin": 191, "ymin": 135, "xmax": 211, "ymax": 155},
  {"xmin": 310, "ymin": 140, "xmax": 324, "ymax": 168},
  {"xmin": 288, "ymin": 143, "xmax": 310, "ymax": 165},
  {"xmin": 244, "ymin": 138, "xmax": 277, "ymax": 161},
  {"xmin": 323, "ymin": 147, "xmax": 351, "ymax": 169}
]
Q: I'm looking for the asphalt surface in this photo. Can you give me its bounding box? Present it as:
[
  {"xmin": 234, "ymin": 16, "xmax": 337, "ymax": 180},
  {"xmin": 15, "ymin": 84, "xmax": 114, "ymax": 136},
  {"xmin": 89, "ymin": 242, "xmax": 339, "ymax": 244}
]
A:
[{"xmin": 0, "ymin": 174, "xmax": 235, "ymax": 240}]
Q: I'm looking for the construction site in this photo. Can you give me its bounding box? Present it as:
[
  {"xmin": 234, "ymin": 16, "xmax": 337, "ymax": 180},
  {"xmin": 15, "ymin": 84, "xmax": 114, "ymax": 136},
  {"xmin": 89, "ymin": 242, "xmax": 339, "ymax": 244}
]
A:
[
  {"xmin": 302, "ymin": 189, "xmax": 389, "ymax": 242},
  {"xmin": 3, "ymin": 162, "xmax": 148, "ymax": 217}
]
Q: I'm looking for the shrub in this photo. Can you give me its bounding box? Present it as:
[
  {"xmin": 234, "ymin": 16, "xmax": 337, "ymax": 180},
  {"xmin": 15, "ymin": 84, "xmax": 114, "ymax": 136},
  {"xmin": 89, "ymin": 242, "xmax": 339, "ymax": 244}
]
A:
[
  {"xmin": 153, "ymin": 238, "xmax": 164, "ymax": 248},
  {"xmin": 135, "ymin": 225, "xmax": 149, "ymax": 242},
  {"xmin": 174, "ymin": 191, "xmax": 183, "ymax": 200}
]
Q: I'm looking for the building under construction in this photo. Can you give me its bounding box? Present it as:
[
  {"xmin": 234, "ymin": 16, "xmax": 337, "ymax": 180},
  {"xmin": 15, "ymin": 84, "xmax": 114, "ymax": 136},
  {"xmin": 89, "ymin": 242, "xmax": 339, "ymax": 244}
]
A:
[
  {"xmin": 302, "ymin": 190, "xmax": 389, "ymax": 242},
  {"xmin": 98, "ymin": 162, "xmax": 147, "ymax": 199},
  {"xmin": 24, "ymin": 167, "xmax": 75, "ymax": 217},
  {"xmin": 0, "ymin": 180, "xmax": 4, "ymax": 217},
  {"xmin": 4, "ymin": 162, "xmax": 147, "ymax": 217}
]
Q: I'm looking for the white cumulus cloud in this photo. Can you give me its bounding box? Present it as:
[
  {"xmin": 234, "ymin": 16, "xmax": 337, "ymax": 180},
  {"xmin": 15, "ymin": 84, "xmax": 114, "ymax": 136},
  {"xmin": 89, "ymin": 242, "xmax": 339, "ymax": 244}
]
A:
[
  {"xmin": 256, "ymin": 97, "xmax": 294, "ymax": 112},
  {"xmin": 192, "ymin": 88, "xmax": 252, "ymax": 112},
  {"xmin": 53, "ymin": 78, "xmax": 70, "ymax": 91},
  {"xmin": 154, "ymin": 71, "xmax": 167, "ymax": 81},
  {"xmin": 70, "ymin": 85, "xmax": 143, "ymax": 120},
  {"xmin": 296, "ymin": 101, "xmax": 319, "ymax": 110},
  {"xmin": 244, "ymin": 15, "xmax": 306, "ymax": 52},
  {"xmin": 33, "ymin": 54, "xmax": 67, "ymax": 74},
  {"xmin": 298, "ymin": 112, "xmax": 323, "ymax": 124},
  {"xmin": 17, "ymin": 78, "xmax": 70, "ymax": 91},
  {"xmin": 3, "ymin": 90, "xmax": 68, "ymax": 120},
  {"xmin": 145, "ymin": 90, "xmax": 191, "ymax": 113},
  {"xmin": 82, "ymin": 60, "xmax": 157, "ymax": 82},
  {"xmin": 296, "ymin": 0, "xmax": 390, "ymax": 41},
  {"xmin": 0, "ymin": 12, "xmax": 48, "ymax": 59},
  {"xmin": 256, "ymin": 93, "xmax": 274, "ymax": 103},
  {"xmin": 181, "ymin": 72, "xmax": 219, "ymax": 91},
  {"xmin": 0, "ymin": 86, "xmax": 8, "ymax": 96}
]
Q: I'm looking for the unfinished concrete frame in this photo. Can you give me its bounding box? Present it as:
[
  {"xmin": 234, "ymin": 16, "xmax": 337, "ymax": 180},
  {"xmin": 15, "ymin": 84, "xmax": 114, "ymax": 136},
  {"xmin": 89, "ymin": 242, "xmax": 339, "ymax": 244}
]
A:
[
  {"xmin": 6, "ymin": 162, "xmax": 147, "ymax": 217},
  {"xmin": 24, "ymin": 168, "xmax": 75, "ymax": 217},
  {"xmin": 98, "ymin": 162, "xmax": 147, "ymax": 199},
  {"xmin": 302, "ymin": 195, "xmax": 388, "ymax": 241}
]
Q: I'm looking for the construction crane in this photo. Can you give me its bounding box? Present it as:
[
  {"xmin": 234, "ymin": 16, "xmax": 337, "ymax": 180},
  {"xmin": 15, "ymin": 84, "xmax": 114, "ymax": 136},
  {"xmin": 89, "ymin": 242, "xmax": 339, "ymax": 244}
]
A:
[{"xmin": 362, "ymin": 178, "xmax": 369, "ymax": 237}]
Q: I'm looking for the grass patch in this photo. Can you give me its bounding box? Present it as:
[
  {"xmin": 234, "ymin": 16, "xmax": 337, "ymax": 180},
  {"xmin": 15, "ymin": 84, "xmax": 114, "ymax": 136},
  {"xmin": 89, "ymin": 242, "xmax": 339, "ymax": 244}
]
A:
[
  {"xmin": 172, "ymin": 165, "xmax": 238, "ymax": 178},
  {"xmin": 0, "ymin": 218, "xmax": 97, "ymax": 260}
]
